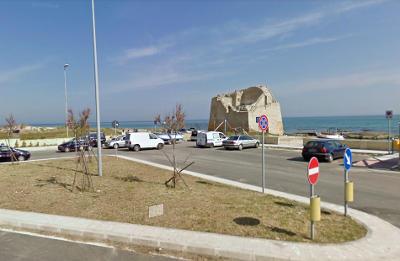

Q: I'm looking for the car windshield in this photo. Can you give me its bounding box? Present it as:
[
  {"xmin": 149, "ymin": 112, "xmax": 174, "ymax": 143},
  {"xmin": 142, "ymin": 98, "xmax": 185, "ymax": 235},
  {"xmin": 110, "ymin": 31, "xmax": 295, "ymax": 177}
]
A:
[{"xmin": 227, "ymin": 136, "xmax": 239, "ymax": 141}]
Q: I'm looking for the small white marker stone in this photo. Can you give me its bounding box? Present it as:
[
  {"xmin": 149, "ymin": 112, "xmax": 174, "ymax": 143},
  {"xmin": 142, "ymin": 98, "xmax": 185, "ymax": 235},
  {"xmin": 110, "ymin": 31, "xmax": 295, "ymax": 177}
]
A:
[{"xmin": 148, "ymin": 204, "xmax": 164, "ymax": 218}]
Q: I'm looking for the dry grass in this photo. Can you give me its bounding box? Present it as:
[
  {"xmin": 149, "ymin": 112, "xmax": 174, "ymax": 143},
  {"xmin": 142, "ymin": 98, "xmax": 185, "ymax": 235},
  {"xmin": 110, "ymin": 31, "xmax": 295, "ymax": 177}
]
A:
[{"xmin": 0, "ymin": 157, "xmax": 366, "ymax": 243}]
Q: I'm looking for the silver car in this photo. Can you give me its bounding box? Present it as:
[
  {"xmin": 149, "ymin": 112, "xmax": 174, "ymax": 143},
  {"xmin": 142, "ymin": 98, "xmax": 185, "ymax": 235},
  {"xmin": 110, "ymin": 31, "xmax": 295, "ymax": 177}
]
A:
[
  {"xmin": 222, "ymin": 135, "xmax": 260, "ymax": 150},
  {"xmin": 105, "ymin": 136, "xmax": 126, "ymax": 149}
]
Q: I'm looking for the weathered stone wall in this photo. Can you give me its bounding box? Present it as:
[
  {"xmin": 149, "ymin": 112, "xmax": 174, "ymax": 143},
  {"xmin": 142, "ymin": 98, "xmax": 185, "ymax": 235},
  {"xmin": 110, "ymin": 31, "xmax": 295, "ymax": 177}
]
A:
[{"xmin": 208, "ymin": 85, "xmax": 284, "ymax": 135}]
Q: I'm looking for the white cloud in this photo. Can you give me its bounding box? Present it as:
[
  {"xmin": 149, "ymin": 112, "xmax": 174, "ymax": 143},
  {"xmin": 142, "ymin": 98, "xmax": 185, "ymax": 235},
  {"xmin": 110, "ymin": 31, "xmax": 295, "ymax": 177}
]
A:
[
  {"xmin": 264, "ymin": 36, "xmax": 347, "ymax": 51},
  {"xmin": 222, "ymin": 0, "xmax": 387, "ymax": 47},
  {"xmin": 0, "ymin": 63, "xmax": 44, "ymax": 84},
  {"xmin": 224, "ymin": 12, "xmax": 324, "ymax": 45},
  {"xmin": 336, "ymin": 0, "xmax": 388, "ymax": 13},
  {"xmin": 278, "ymin": 69, "xmax": 400, "ymax": 95},
  {"xmin": 113, "ymin": 46, "xmax": 161, "ymax": 65}
]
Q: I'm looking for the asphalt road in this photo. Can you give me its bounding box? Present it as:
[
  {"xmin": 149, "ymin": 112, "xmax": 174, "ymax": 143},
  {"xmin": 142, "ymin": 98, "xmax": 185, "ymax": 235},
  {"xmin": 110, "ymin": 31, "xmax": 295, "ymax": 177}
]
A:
[
  {"xmin": 29, "ymin": 142, "xmax": 400, "ymax": 229},
  {"xmin": 0, "ymin": 229, "xmax": 177, "ymax": 261}
]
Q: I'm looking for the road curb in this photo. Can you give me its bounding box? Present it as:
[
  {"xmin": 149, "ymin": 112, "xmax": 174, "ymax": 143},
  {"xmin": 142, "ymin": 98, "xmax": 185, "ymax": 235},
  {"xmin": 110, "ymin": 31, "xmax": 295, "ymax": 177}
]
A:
[{"xmin": 0, "ymin": 155, "xmax": 399, "ymax": 260}]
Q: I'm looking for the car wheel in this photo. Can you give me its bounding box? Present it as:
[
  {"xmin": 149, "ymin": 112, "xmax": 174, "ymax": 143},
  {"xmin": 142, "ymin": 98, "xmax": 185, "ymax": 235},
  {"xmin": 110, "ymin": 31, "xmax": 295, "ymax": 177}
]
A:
[
  {"xmin": 65, "ymin": 147, "xmax": 70, "ymax": 152},
  {"xmin": 209, "ymin": 143, "xmax": 214, "ymax": 148},
  {"xmin": 133, "ymin": 145, "xmax": 140, "ymax": 152},
  {"xmin": 327, "ymin": 153, "xmax": 334, "ymax": 162},
  {"xmin": 254, "ymin": 142, "xmax": 259, "ymax": 148},
  {"xmin": 238, "ymin": 144, "xmax": 243, "ymax": 151},
  {"xmin": 113, "ymin": 143, "xmax": 119, "ymax": 149},
  {"xmin": 17, "ymin": 155, "xmax": 25, "ymax": 161},
  {"xmin": 157, "ymin": 143, "xmax": 164, "ymax": 150}
]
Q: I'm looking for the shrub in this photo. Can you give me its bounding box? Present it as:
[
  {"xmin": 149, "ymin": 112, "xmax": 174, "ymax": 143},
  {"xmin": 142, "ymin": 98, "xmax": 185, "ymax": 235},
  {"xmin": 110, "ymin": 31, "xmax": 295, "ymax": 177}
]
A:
[
  {"xmin": 21, "ymin": 141, "xmax": 27, "ymax": 147},
  {"xmin": 14, "ymin": 140, "xmax": 19, "ymax": 148},
  {"xmin": 36, "ymin": 142, "xmax": 40, "ymax": 147}
]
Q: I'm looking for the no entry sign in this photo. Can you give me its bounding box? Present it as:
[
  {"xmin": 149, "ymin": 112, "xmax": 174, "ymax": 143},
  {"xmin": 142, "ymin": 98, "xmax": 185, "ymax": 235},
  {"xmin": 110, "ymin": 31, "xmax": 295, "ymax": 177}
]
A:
[{"xmin": 307, "ymin": 157, "xmax": 319, "ymax": 185}]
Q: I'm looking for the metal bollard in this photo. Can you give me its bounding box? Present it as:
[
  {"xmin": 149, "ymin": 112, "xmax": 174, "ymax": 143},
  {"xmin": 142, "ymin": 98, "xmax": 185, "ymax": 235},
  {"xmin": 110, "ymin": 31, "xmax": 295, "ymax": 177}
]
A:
[
  {"xmin": 310, "ymin": 196, "xmax": 321, "ymax": 221},
  {"xmin": 345, "ymin": 182, "xmax": 354, "ymax": 202}
]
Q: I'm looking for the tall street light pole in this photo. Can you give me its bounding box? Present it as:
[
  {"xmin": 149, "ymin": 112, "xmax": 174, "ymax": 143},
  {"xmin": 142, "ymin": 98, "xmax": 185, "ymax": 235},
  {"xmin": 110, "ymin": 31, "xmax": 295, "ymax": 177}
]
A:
[
  {"xmin": 63, "ymin": 63, "xmax": 69, "ymax": 137},
  {"xmin": 91, "ymin": 0, "xmax": 102, "ymax": 176}
]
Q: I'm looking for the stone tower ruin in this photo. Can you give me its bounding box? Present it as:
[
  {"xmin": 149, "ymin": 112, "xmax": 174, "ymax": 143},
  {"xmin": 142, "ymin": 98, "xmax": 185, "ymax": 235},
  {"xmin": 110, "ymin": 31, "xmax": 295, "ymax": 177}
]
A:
[{"xmin": 208, "ymin": 85, "xmax": 284, "ymax": 135}]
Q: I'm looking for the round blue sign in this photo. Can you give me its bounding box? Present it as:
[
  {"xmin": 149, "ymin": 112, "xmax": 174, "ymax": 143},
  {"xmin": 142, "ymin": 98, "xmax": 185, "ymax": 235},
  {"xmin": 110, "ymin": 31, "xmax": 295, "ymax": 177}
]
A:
[
  {"xmin": 258, "ymin": 115, "xmax": 269, "ymax": 131},
  {"xmin": 344, "ymin": 148, "xmax": 352, "ymax": 170}
]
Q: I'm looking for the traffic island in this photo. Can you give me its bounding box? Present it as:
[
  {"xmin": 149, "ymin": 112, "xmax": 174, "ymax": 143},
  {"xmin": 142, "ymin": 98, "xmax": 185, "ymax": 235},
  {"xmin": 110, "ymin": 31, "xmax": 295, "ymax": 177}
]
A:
[{"xmin": 0, "ymin": 157, "xmax": 365, "ymax": 243}]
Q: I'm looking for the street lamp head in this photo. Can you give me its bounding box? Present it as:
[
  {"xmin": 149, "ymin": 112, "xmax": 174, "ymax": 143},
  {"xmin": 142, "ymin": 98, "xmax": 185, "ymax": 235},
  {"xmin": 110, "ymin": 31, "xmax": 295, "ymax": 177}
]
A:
[{"xmin": 64, "ymin": 64, "xmax": 70, "ymax": 69}]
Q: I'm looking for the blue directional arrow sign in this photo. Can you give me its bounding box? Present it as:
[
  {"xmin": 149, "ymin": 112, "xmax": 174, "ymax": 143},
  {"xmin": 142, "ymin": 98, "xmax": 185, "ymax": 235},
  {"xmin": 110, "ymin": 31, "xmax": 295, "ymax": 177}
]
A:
[{"xmin": 344, "ymin": 148, "xmax": 352, "ymax": 170}]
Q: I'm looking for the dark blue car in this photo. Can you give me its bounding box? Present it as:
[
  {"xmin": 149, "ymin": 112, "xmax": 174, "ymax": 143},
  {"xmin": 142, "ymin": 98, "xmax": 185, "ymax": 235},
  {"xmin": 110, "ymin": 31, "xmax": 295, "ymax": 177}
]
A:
[{"xmin": 302, "ymin": 139, "xmax": 348, "ymax": 162}]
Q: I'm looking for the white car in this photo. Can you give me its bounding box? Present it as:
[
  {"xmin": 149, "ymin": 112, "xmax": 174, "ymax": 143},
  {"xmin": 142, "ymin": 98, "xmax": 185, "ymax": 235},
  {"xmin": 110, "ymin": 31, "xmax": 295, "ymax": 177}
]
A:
[
  {"xmin": 196, "ymin": 131, "xmax": 227, "ymax": 147},
  {"xmin": 125, "ymin": 132, "xmax": 164, "ymax": 151},
  {"xmin": 155, "ymin": 133, "xmax": 184, "ymax": 144}
]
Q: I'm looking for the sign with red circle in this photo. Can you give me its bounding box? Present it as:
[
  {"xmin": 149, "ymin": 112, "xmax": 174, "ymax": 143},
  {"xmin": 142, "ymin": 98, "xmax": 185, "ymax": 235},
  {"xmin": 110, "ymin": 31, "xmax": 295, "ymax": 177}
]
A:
[
  {"xmin": 258, "ymin": 115, "xmax": 268, "ymax": 131},
  {"xmin": 307, "ymin": 157, "xmax": 319, "ymax": 185}
]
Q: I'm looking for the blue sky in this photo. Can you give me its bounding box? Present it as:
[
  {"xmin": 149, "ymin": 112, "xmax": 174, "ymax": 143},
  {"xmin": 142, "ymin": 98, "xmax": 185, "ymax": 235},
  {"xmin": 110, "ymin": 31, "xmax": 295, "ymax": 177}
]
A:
[{"xmin": 0, "ymin": 0, "xmax": 399, "ymax": 124}]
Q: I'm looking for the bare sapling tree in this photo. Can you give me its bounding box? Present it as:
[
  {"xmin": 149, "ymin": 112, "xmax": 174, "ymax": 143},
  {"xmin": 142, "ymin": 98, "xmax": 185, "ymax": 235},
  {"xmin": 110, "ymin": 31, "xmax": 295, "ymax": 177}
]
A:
[
  {"xmin": 156, "ymin": 104, "xmax": 194, "ymax": 188},
  {"xmin": 154, "ymin": 114, "xmax": 161, "ymax": 130},
  {"xmin": 67, "ymin": 108, "xmax": 95, "ymax": 192},
  {"xmin": 5, "ymin": 114, "xmax": 18, "ymax": 162}
]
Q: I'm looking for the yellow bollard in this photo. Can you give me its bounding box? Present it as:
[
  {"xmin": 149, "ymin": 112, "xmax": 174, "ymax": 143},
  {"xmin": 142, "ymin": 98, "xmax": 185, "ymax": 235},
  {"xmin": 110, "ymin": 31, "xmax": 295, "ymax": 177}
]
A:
[
  {"xmin": 394, "ymin": 139, "xmax": 400, "ymax": 150},
  {"xmin": 346, "ymin": 182, "xmax": 354, "ymax": 202},
  {"xmin": 310, "ymin": 196, "xmax": 321, "ymax": 221}
]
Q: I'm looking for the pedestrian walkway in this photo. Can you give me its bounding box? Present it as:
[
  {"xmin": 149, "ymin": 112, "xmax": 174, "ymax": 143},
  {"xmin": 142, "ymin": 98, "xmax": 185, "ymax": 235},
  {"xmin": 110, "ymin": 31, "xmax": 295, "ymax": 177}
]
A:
[
  {"xmin": 1, "ymin": 155, "xmax": 399, "ymax": 261},
  {"xmin": 354, "ymin": 153, "xmax": 399, "ymax": 171}
]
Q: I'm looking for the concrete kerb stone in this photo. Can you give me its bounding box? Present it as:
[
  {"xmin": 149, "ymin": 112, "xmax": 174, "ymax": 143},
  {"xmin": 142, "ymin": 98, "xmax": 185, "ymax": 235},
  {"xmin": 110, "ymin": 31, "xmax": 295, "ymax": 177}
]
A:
[{"xmin": 0, "ymin": 154, "xmax": 399, "ymax": 260}]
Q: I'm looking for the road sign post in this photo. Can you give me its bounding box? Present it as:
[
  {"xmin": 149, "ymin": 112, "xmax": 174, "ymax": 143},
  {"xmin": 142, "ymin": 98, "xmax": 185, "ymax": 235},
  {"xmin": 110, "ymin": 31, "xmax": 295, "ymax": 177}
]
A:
[
  {"xmin": 112, "ymin": 120, "xmax": 119, "ymax": 158},
  {"xmin": 258, "ymin": 115, "xmax": 268, "ymax": 193},
  {"xmin": 386, "ymin": 110, "xmax": 393, "ymax": 154},
  {"xmin": 307, "ymin": 157, "xmax": 320, "ymax": 240},
  {"xmin": 344, "ymin": 148, "xmax": 353, "ymax": 216}
]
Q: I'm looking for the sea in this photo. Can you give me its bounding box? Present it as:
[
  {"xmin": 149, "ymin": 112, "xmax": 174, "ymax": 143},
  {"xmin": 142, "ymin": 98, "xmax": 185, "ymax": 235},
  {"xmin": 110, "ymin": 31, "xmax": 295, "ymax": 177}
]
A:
[{"xmin": 31, "ymin": 115, "xmax": 400, "ymax": 134}]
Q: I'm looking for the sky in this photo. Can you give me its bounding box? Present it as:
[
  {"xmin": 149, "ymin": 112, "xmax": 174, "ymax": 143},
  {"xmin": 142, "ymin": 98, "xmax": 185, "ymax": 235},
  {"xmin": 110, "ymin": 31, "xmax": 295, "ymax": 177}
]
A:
[{"xmin": 0, "ymin": 0, "xmax": 399, "ymax": 125}]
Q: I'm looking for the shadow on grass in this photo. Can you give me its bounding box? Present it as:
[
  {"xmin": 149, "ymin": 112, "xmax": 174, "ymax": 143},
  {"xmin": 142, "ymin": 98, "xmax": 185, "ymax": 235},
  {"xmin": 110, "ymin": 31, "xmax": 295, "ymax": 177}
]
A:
[
  {"xmin": 115, "ymin": 175, "xmax": 143, "ymax": 183},
  {"xmin": 196, "ymin": 180, "xmax": 213, "ymax": 185},
  {"xmin": 274, "ymin": 201, "xmax": 295, "ymax": 208},
  {"xmin": 269, "ymin": 226, "xmax": 296, "ymax": 237},
  {"xmin": 322, "ymin": 210, "xmax": 331, "ymax": 215},
  {"xmin": 36, "ymin": 176, "xmax": 72, "ymax": 192},
  {"xmin": 233, "ymin": 217, "xmax": 260, "ymax": 226},
  {"xmin": 36, "ymin": 163, "xmax": 98, "ymax": 177}
]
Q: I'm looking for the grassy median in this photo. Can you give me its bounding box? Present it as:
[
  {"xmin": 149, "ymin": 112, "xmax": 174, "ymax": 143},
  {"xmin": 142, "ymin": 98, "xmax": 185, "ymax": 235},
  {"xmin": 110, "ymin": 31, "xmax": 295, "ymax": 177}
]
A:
[{"xmin": 0, "ymin": 157, "xmax": 366, "ymax": 243}]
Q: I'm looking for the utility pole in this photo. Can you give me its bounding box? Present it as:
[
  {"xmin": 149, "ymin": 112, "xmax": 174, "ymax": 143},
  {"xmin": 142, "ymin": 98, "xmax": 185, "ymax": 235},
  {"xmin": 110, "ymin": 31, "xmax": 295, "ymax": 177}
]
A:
[
  {"xmin": 91, "ymin": 0, "xmax": 102, "ymax": 176},
  {"xmin": 63, "ymin": 64, "xmax": 69, "ymax": 137}
]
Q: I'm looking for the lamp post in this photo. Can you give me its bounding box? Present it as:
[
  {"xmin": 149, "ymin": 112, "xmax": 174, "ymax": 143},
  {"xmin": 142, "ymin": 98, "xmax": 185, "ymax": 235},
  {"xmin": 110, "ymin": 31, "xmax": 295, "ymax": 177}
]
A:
[
  {"xmin": 63, "ymin": 63, "xmax": 69, "ymax": 137},
  {"xmin": 91, "ymin": 0, "xmax": 102, "ymax": 176}
]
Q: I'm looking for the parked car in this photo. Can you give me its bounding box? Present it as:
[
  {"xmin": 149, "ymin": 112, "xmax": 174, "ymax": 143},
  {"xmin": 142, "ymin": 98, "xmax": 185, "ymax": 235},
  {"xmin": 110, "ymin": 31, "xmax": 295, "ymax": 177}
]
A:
[
  {"xmin": 222, "ymin": 135, "xmax": 260, "ymax": 150},
  {"xmin": 105, "ymin": 136, "xmax": 126, "ymax": 149},
  {"xmin": 155, "ymin": 133, "xmax": 184, "ymax": 144},
  {"xmin": 196, "ymin": 131, "xmax": 227, "ymax": 147},
  {"xmin": 190, "ymin": 129, "xmax": 205, "ymax": 141},
  {"xmin": 302, "ymin": 139, "xmax": 348, "ymax": 162},
  {"xmin": 86, "ymin": 132, "xmax": 106, "ymax": 147},
  {"xmin": 179, "ymin": 128, "xmax": 192, "ymax": 133},
  {"xmin": 0, "ymin": 145, "xmax": 30, "ymax": 161},
  {"xmin": 125, "ymin": 132, "xmax": 164, "ymax": 151},
  {"xmin": 57, "ymin": 138, "xmax": 93, "ymax": 152}
]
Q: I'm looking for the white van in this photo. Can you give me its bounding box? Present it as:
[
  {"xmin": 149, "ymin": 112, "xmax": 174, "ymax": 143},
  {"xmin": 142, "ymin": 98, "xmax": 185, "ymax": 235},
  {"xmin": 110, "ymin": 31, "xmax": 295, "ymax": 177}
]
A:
[
  {"xmin": 196, "ymin": 131, "xmax": 227, "ymax": 147},
  {"xmin": 125, "ymin": 132, "xmax": 164, "ymax": 151}
]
